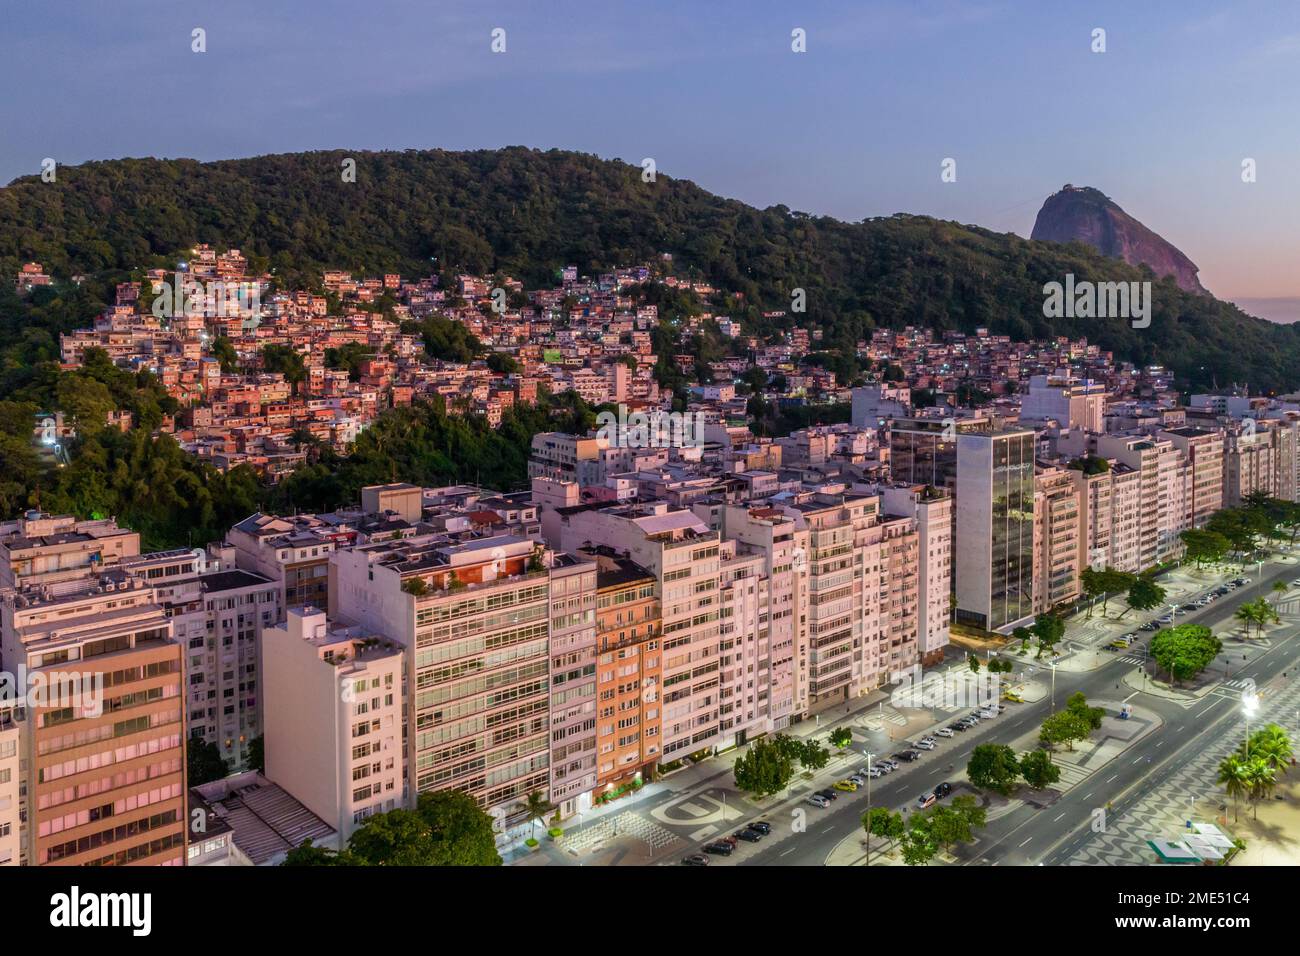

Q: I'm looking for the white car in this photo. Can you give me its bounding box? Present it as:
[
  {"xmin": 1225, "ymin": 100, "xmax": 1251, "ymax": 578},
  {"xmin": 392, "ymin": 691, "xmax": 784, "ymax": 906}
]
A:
[
  {"xmin": 806, "ymin": 794, "xmax": 831, "ymax": 808},
  {"xmin": 978, "ymin": 708, "xmax": 998, "ymax": 719},
  {"xmin": 913, "ymin": 739, "xmax": 936, "ymax": 751},
  {"xmin": 865, "ymin": 766, "xmax": 885, "ymax": 778},
  {"xmin": 934, "ymin": 727, "xmax": 955, "ymax": 738}
]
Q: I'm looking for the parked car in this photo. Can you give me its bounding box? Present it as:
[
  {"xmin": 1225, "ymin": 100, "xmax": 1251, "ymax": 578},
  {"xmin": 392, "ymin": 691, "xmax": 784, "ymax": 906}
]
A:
[
  {"xmin": 681, "ymin": 853, "xmax": 711, "ymax": 866},
  {"xmin": 947, "ymin": 723, "xmax": 969, "ymax": 733},
  {"xmin": 833, "ymin": 779, "xmax": 858, "ymax": 792},
  {"xmin": 848, "ymin": 774, "xmax": 867, "ymax": 786},
  {"xmin": 1139, "ymin": 622, "xmax": 1161, "ymax": 632},
  {"xmin": 916, "ymin": 792, "xmax": 937, "ymax": 809},
  {"xmin": 877, "ymin": 757, "xmax": 899, "ymax": 770},
  {"xmin": 748, "ymin": 821, "xmax": 772, "ymax": 835},
  {"xmin": 816, "ymin": 788, "xmax": 839, "ymax": 801},
  {"xmin": 806, "ymin": 794, "xmax": 831, "ymax": 808},
  {"xmin": 1002, "ymin": 691, "xmax": 1025, "ymax": 703},
  {"xmin": 896, "ymin": 750, "xmax": 920, "ymax": 762},
  {"xmin": 1155, "ymin": 614, "xmax": 1174, "ymax": 625},
  {"xmin": 913, "ymin": 740, "xmax": 936, "ymax": 751},
  {"xmin": 934, "ymin": 727, "xmax": 955, "ymax": 738},
  {"xmin": 934, "ymin": 782, "xmax": 953, "ymax": 798},
  {"xmin": 865, "ymin": 766, "xmax": 885, "ymax": 778},
  {"xmin": 733, "ymin": 828, "xmax": 763, "ymax": 843},
  {"xmin": 703, "ymin": 842, "xmax": 733, "ymax": 856}
]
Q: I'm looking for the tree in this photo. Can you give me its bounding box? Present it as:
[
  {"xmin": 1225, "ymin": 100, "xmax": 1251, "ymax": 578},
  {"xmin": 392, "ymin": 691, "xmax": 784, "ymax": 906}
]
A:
[
  {"xmin": 1242, "ymin": 724, "xmax": 1293, "ymax": 777},
  {"xmin": 1123, "ymin": 577, "xmax": 1166, "ymax": 619},
  {"xmin": 485, "ymin": 351, "xmax": 521, "ymax": 375},
  {"xmin": 795, "ymin": 737, "xmax": 832, "ymax": 772},
  {"xmin": 1217, "ymin": 754, "xmax": 1251, "ymax": 822},
  {"xmin": 734, "ymin": 737, "xmax": 795, "ymax": 797},
  {"xmin": 1180, "ymin": 528, "xmax": 1230, "ymax": 569},
  {"xmin": 861, "ymin": 807, "xmax": 905, "ymax": 864},
  {"xmin": 1013, "ymin": 626, "xmax": 1032, "ymax": 654},
  {"xmin": 968, "ymin": 655, "xmax": 981, "ymax": 673},
  {"xmin": 187, "ymin": 736, "xmax": 230, "ymax": 786},
  {"xmin": 967, "ymin": 743, "xmax": 1021, "ymax": 795},
  {"xmin": 924, "ymin": 794, "xmax": 987, "ymax": 852},
  {"xmin": 348, "ymin": 808, "xmax": 438, "ymax": 865},
  {"xmin": 1020, "ymin": 749, "xmax": 1062, "ymax": 789},
  {"xmin": 829, "ymin": 727, "xmax": 853, "ymax": 750},
  {"xmin": 416, "ymin": 790, "xmax": 503, "ymax": 866},
  {"xmin": 260, "ymin": 344, "xmax": 307, "ymax": 395},
  {"xmin": 282, "ymin": 838, "xmax": 356, "ymax": 866},
  {"xmin": 1066, "ymin": 691, "xmax": 1106, "ymax": 730},
  {"xmin": 1031, "ymin": 612, "xmax": 1065, "ymax": 659},
  {"xmin": 247, "ymin": 734, "xmax": 265, "ymax": 773},
  {"xmin": 899, "ymin": 817, "xmax": 939, "ymax": 866},
  {"xmin": 1245, "ymin": 756, "xmax": 1277, "ymax": 820},
  {"xmin": 1039, "ymin": 709, "xmax": 1092, "ymax": 752},
  {"xmin": 211, "ymin": 335, "xmax": 240, "ymax": 373},
  {"xmin": 522, "ymin": 790, "xmax": 551, "ymax": 841},
  {"xmin": 1149, "ymin": 624, "xmax": 1222, "ymax": 685}
]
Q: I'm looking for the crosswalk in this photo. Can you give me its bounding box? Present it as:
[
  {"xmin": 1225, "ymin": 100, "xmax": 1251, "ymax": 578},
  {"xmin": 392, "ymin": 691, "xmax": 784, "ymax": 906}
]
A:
[{"xmin": 1117, "ymin": 656, "xmax": 1145, "ymax": 665}]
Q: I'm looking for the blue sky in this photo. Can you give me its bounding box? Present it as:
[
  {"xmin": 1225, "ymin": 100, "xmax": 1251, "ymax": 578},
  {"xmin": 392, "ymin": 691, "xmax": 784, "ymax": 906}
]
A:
[{"xmin": 3, "ymin": 0, "xmax": 1298, "ymax": 303}]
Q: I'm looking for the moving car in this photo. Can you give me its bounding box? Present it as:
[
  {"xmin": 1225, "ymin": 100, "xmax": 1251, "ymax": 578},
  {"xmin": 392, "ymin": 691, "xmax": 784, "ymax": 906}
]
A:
[
  {"xmin": 916, "ymin": 791, "xmax": 937, "ymax": 809},
  {"xmin": 682, "ymin": 853, "xmax": 711, "ymax": 866},
  {"xmin": 1002, "ymin": 691, "xmax": 1024, "ymax": 703},
  {"xmin": 934, "ymin": 782, "xmax": 953, "ymax": 798}
]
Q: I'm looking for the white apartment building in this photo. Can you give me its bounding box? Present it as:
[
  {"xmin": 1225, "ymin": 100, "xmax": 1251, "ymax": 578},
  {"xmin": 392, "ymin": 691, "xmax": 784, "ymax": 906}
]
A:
[{"xmin": 263, "ymin": 607, "xmax": 404, "ymax": 841}]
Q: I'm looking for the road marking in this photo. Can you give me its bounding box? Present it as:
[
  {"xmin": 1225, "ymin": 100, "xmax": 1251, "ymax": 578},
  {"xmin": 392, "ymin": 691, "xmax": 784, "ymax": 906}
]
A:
[
  {"xmin": 1052, "ymin": 811, "xmax": 1066, "ymax": 822},
  {"xmin": 1195, "ymin": 703, "xmax": 1217, "ymax": 718},
  {"xmin": 1083, "ymin": 792, "xmax": 1093, "ymax": 800},
  {"xmin": 1155, "ymin": 740, "xmax": 1164, "ymax": 748},
  {"xmin": 780, "ymin": 846, "xmax": 797, "ymax": 857},
  {"xmin": 1018, "ymin": 836, "xmax": 1033, "ymax": 848},
  {"xmin": 1106, "ymin": 774, "xmax": 1118, "ymax": 783}
]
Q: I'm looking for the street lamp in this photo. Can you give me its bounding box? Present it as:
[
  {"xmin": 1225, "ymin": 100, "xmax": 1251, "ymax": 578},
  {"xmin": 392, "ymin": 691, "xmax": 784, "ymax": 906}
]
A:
[
  {"xmin": 1049, "ymin": 661, "xmax": 1057, "ymax": 709},
  {"xmin": 1243, "ymin": 690, "xmax": 1259, "ymax": 758}
]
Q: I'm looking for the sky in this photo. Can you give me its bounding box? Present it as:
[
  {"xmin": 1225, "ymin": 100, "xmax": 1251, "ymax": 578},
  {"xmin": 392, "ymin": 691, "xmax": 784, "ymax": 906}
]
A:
[{"xmin": 3, "ymin": 0, "xmax": 1298, "ymax": 313}]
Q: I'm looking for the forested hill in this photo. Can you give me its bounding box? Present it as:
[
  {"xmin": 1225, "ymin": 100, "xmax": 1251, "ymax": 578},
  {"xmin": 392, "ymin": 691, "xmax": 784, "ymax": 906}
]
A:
[{"xmin": 2, "ymin": 147, "xmax": 1296, "ymax": 393}]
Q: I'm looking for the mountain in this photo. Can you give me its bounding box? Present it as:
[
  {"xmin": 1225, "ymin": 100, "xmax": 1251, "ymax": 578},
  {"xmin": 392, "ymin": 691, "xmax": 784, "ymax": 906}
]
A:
[
  {"xmin": 2, "ymin": 148, "xmax": 1298, "ymax": 393},
  {"xmin": 1030, "ymin": 185, "xmax": 1206, "ymax": 294}
]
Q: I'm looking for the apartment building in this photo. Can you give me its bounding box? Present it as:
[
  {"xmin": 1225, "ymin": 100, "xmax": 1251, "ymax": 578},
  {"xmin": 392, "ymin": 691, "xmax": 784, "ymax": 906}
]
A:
[
  {"xmin": 548, "ymin": 502, "xmax": 724, "ymax": 761},
  {"xmin": 715, "ymin": 541, "xmax": 773, "ymax": 744},
  {"xmin": 878, "ymin": 485, "xmax": 953, "ymax": 666},
  {"xmin": 1160, "ymin": 427, "xmax": 1224, "ymax": 527},
  {"xmin": 1224, "ymin": 424, "xmax": 1278, "ymax": 506},
  {"xmin": 330, "ymin": 533, "xmax": 555, "ymax": 827},
  {"xmin": 775, "ymin": 491, "xmax": 921, "ymax": 710},
  {"xmin": 1095, "ymin": 433, "xmax": 1189, "ymax": 568},
  {"xmin": 1033, "ymin": 466, "xmax": 1082, "ymax": 612},
  {"xmin": 123, "ymin": 548, "xmax": 280, "ymax": 770},
  {"xmin": 955, "ymin": 429, "xmax": 1036, "ymax": 631},
  {"xmin": 263, "ymin": 607, "xmax": 404, "ymax": 840},
  {"xmin": 586, "ymin": 552, "xmax": 661, "ymax": 799},
  {"xmin": 0, "ymin": 512, "xmax": 141, "ymax": 589},
  {"xmin": 546, "ymin": 555, "xmax": 598, "ymax": 817},
  {"xmin": 0, "ymin": 704, "xmax": 19, "ymax": 866},
  {"xmin": 0, "ymin": 570, "xmax": 186, "ymax": 866},
  {"xmin": 228, "ymin": 512, "xmax": 350, "ymax": 609},
  {"xmin": 716, "ymin": 504, "xmax": 808, "ymax": 725},
  {"xmin": 528, "ymin": 433, "xmax": 606, "ymax": 485},
  {"xmin": 1071, "ymin": 461, "xmax": 1144, "ymax": 574},
  {"xmin": 1020, "ymin": 373, "xmax": 1107, "ymax": 433}
]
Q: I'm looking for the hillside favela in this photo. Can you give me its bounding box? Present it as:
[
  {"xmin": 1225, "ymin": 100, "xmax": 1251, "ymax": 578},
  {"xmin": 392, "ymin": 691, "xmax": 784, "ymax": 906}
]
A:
[{"xmin": 0, "ymin": 0, "xmax": 1290, "ymax": 937}]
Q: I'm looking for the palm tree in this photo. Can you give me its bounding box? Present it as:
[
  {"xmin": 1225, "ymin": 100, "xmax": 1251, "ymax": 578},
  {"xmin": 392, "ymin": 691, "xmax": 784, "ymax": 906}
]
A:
[
  {"xmin": 1272, "ymin": 580, "xmax": 1288, "ymax": 607},
  {"xmin": 1217, "ymin": 754, "xmax": 1251, "ymax": 822},
  {"xmin": 1234, "ymin": 603, "xmax": 1257, "ymax": 639},
  {"xmin": 1243, "ymin": 724, "xmax": 1294, "ymax": 776},
  {"xmin": 522, "ymin": 790, "xmax": 550, "ymax": 840},
  {"xmin": 1246, "ymin": 757, "xmax": 1277, "ymax": 820}
]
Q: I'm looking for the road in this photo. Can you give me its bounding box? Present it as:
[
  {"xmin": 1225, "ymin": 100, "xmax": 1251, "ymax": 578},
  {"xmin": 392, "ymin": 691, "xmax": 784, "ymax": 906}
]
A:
[{"xmin": 731, "ymin": 556, "xmax": 1300, "ymax": 866}]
